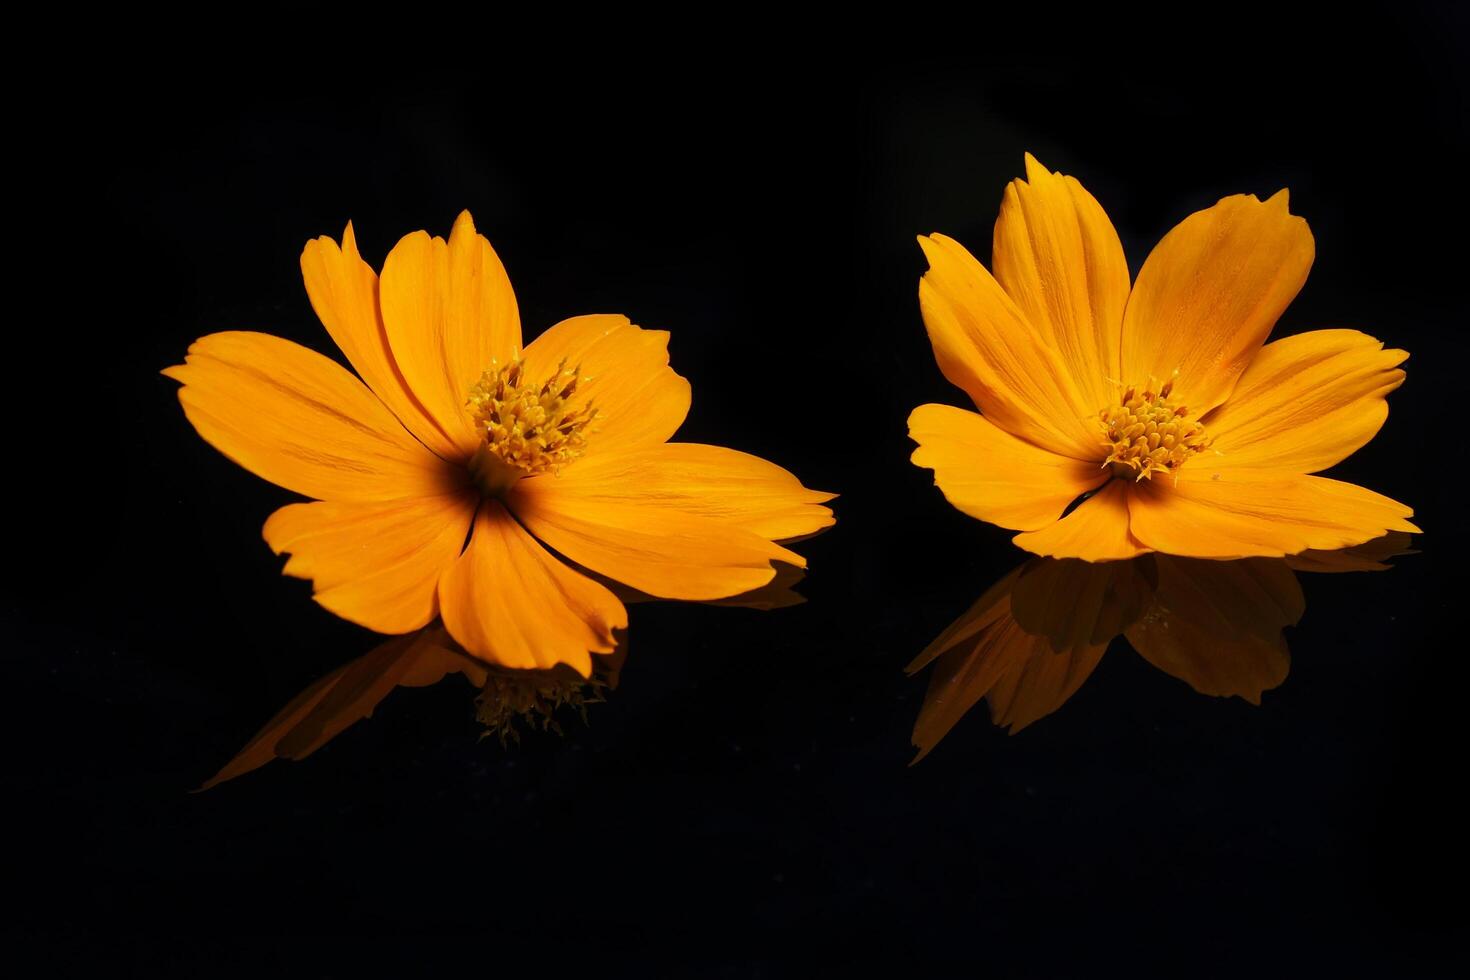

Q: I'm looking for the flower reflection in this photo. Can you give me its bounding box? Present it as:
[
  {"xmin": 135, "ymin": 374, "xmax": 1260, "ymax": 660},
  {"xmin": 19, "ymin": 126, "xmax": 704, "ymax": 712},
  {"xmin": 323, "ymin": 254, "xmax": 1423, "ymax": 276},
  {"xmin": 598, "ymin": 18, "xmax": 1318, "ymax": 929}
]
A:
[
  {"xmin": 908, "ymin": 534, "xmax": 1411, "ymax": 762},
  {"xmin": 199, "ymin": 566, "xmax": 808, "ymax": 790}
]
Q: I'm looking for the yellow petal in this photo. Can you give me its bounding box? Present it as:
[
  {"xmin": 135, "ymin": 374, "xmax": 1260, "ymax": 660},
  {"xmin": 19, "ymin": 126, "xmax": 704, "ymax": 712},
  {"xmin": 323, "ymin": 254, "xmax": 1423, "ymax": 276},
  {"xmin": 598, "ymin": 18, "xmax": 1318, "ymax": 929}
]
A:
[
  {"xmin": 527, "ymin": 442, "xmax": 834, "ymax": 541},
  {"xmin": 300, "ymin": 222, "xmax": 463, "ymax": 460},
  {"xmin": 908, "ymin": 403, "xmax": 1106, "ymax": 531},
  {"xmin": 1012, "ymin": 480, "xmax": 1151, "ymax": 561},
  {"xmin": 1202, "ymin": 329, "xmax": 1407, "ymax": 473},
  {"xmin": 438, "ymin": 501, "xmax": 626, "ymax": 676},
  {"xmin": 378, "ymin": 211, "xmax": 522, "ymax": 458},
  {"xmin": 1124, "ymin": 557, "xmax": 1299, "ymax": 704},
  {"xmin": 992, "ymin": 154, "xmax": 1130, "ymax": 409},
  {"xmin": 507, "ymin": 478, "xmax": 804, "ymax": 601},
  {"xmin": 918, "ymin": 233, "xmax": 1098, "ymax": 459},
  {"xmin": 164, "ymin": 331, "xmax": 462, "ymax": 501},
  {"xmin": 263, "ymin": 491, "xmax": 478, "ymax": 634},
  {"xmin": 1120, "ymin": 191, "xmax": 1314, "ymax": 415},
  {"xmin": 520, "ymin": 314, "xmax": 691, "ymax": 458},
  {"xmin": 1128, "ymin": 468, "xmax": 1419, "ymax": 559}
]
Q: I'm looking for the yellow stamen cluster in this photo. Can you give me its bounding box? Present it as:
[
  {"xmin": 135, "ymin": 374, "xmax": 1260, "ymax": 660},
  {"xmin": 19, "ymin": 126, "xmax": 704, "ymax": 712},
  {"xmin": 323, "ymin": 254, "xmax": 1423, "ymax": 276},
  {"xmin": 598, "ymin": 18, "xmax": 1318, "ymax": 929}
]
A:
[
  {"xmin": 475, "ymin": 664, "xmax": 609, "ymax": 746},
  {"xmin": 466, "ymin": 357, "xmax": 599, "ymax": 492},
  {"xmin": 1098, "ymin": 375, "xmax": 1212, "ymax": 481}
]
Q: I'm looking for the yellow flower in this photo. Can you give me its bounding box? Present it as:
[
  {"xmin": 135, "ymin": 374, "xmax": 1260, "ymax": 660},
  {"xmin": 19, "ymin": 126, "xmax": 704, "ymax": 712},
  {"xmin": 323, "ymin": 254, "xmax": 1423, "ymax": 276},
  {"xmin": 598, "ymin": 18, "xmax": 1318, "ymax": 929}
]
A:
[
  {"xmin": 909, "ymin": 154, "xmax": 1417, "ymax": 560},
  {"xmin": 166, "ymin": 212, "xmax": 834, "ymax": 675}
]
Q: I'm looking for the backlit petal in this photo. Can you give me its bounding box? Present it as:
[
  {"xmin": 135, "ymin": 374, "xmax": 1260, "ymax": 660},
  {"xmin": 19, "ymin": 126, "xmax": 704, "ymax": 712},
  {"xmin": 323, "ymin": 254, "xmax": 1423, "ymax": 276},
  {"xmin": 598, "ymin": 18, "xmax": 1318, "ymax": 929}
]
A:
[
  {"xmin": 164, "ymin": 331, "xmax": 462, "ymax": 501},
  {"xmin": 1124, "ymin": 556, "xmax": 1299, "ymax": 704},
  {"xmin": 909, "ymin": 403, "xmax": 1106, "ymax": 531},
  {"xmin": 300, "ymin": 223, "xmax": 462, "ymax": 460},
  {"xmin": 507, "ymin": 478, "xmax": 803, "ymax": 601},
  {"xmin": 992, "ymin": 154, "xmax": 1130, "ymax": 409},
  {"xmin": 1203, "ymin": 328, "xmax": 1407, "ymax": 473},
  {"xmin": 379, "ymin": 211, "xmax": 522, "ymax": 457},
  {"xmin": 263, "ymin": 491, "xmax": 477, "ymax": 634},
  {"xmin": 1128, "ymin": 468, "xmax": 1419, "ymax": 559},
  {"xmin": 918, "ymin": 233, "xmax": 1099, "ymax": 459},
  {"xmin": 520, "ymin": 314, "xmax": 691, "ymax": 458},
  {"xmin": 1012, "ymin": 480, "xmax": 1151, "ymax": 561},
  {"xmin": 1120, "ymin": 191, "xmax": 1314, "ymax": 415},
  {"xmin": 438, "ymin": 501, "xmax": 626, "ymax": 676},
  {"xmin": 528, "ymin": 442, "xmax": 835, "ymax": 542}
]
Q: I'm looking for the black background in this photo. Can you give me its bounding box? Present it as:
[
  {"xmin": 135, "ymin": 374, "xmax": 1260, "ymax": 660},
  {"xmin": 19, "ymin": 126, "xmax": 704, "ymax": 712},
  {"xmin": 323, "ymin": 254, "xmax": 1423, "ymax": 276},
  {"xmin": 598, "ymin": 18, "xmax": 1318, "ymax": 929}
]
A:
[{"xmin": 13, "ymin": 11, "xmax": 1468, "ymax": 974}]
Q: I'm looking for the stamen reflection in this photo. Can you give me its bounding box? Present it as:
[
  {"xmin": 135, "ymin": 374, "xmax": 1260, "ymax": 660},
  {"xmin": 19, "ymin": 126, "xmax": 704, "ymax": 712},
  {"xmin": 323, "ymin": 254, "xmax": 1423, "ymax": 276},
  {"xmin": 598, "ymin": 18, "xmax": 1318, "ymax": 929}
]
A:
[{"xmin": 908, "ymin": 534, "xmax": 1412, "ymax": 762}]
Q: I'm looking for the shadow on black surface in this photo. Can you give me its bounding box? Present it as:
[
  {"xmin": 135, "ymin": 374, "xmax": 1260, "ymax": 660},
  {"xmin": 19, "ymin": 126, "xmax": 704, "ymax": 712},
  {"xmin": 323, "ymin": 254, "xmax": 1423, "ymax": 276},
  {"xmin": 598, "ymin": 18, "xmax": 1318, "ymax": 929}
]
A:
[{"xmin": 909, "ymin": 533, "xmax": 1413, "ymax": 761}]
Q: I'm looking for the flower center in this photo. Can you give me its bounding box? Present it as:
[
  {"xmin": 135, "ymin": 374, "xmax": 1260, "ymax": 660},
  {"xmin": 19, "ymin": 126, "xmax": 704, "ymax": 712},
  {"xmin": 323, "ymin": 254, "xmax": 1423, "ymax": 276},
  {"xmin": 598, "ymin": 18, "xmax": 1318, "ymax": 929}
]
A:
[
  {"xmin": 475, "ymin": 664, "xmax": 608, "ymax": 745},
  {"xmin": 1098, "ymin": 375, "xmax": 1212, "ymax": 481},
  {"xmin": 465, "ymin": 357, "xmax": 599, "ymax": 496}
]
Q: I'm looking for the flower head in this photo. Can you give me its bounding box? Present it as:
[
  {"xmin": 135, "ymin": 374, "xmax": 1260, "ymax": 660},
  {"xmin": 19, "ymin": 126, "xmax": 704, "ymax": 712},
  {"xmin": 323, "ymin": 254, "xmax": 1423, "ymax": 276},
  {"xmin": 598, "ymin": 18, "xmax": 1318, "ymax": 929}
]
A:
[
  {"xmin": 167, "ymin": 212, "xmax": 834, "ymax": 675},
  {"xmin": 910, "ymin": 154, "xmax": 1417, "ymax": 560}
]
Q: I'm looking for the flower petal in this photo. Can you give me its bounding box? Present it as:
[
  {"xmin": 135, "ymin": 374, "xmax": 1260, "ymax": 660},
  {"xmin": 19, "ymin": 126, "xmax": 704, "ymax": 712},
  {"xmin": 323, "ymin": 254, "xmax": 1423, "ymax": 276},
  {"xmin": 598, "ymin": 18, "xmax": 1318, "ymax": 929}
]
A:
[
  {"xmin": 507, "ymin": 477, "xmax": 804, "ymax": 601},
  {"xmin": 263, "ymin": 491, "xmax": 478, "ymax": 634},
  {"xmin": 992, "ymin": 154, "xmax": 1130, "ymax": 409},
  {"xmin": 1010, "ymin": 556, "xmax": 1154, "ymax": 651},
  {"xmin": 378, "ymin": 211, "xmax": 522, "ymax": 458},
  {"xmin": 1128, "ymin": 468, "xmax": 1419, "ymax": 559},
  {"xmin": 300, "ymin": 222, "xmax": 463, "ymax": 460},
  {"xmin": 526, "ymin": 442, "xmax": 834, "ymax": 542},
  {"xmin": 1124, "ymin": 556, "xmax": 1299, "ymax": 704},
  {"xmin": 520, "ymin": 314, "xmax": 691, "ymax": 458},
  {"xmin": 1120, "ymin": 191, "xmax": 1314, "ymax": 416},
  {"xmin": 1202, "ymin": 329, "xmax": 1407, "ymax": 473},
  {"xmin": 908, "ymin": 403, "xmax": 1106, "ymax": 531},
  {"xmin": 984, "ymin": 632, "xmax": 1108, "ymax": 735},
  {"xmin": 438, "ymin": 501, "xmax": 626, "ymax": 676},
  {"xmin": 918, "ymin": 233, "xmax": 1099, "ymax": 459},
  {"xmin": 1012, "ymin": 480, "xmax": 1151, "ymax": 561},
  {"xmin": 164, "ymin": 331, "xmax": 462, "ymax": 501}
]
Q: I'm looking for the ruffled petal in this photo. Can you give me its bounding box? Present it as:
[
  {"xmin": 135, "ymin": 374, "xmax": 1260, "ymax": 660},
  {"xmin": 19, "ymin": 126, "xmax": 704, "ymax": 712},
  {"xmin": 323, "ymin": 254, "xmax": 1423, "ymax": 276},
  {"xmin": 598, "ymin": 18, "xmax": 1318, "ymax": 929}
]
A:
[
  {"xmin": 506, "ymin": 477, "xmax": 803, "ymax": 601},
  {"xmin": 378, "ymin": 211, "xmax": 522, "ymax": 458},
  {"xmin": 300, "ymin": 222, "xmax": 462, "ymax": 460},
  {"xmin": 524, "ymin": 442, "xmax": 834, "ymax": 542},
  {"xmin": 1125, "ymin": 556, "xmax": 1299, "ymax": 704},
  {"xmin": 1120, "ymin": 191, "xmax": 1314, "ymax": 416},
  {"xmin": 520, "ymin": 314, "xmax": 691, "ymax": 458},
  {"xmin": 1012, "ymin": 480, "xmax": 1151, "ymax": 561},
  {"xmin": 438, "ymin": 501, "xmax": 626, "ymax": 676},
  {"xmin": 909, "ymin": 403, "xmax": 1106, "ymax": 531},
  {"xmin": 1128, "ymin": 468, "xmax": 1419, "ymax": 559},
  {"xmin": 1203, "ymin": 328, "xmax": 1407, "ymax": 473},
  {"xmin": 164, "ymin": 331, "xmax": 462, "ymax": 501},
  {"xmin": 918, "ymin": 233, "xmax": 1099, "ymax": 459},
  {"xmin": 992, "ymin": 154, "xmax": 1130, "ymax": 409},
  {"xmin": 263, "ymin": 491, "xmax": 478, "ymax": 634}
]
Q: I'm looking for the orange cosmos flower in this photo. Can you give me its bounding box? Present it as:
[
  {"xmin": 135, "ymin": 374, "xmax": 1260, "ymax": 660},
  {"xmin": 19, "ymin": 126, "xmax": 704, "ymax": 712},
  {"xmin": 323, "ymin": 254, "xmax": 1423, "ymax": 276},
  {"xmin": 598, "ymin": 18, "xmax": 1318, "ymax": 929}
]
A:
[
  {"xmin": 167, "ymin": 212, "xmax": 834, "ymax": 675},
  {"xmin": 910, "ymin": 154, "xmax": 1417, "ymax": 560}
]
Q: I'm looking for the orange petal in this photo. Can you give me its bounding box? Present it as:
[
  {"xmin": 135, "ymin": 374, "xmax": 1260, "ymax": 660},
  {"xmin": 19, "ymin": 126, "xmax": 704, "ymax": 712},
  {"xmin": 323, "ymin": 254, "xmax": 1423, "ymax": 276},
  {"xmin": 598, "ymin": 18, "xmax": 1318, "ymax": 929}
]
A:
[
  {"xmin": 909, "ymin": 403, "xmax": 1106, "ymax": 531},
  {"xmin": 1010, "ymin": 557, "xmax": 1155, "ymax": 651},
  {"xmin": 378, "ymin": 211, "xmax": 522, "ymax": 458},
  {"xmin": 1202, "ymin": 328, "xmax": 1407, "ymax": 473},
  {"xmin": 918, "ymin": 233, "xmax": 1099, "ymax": 459},
  {"xmin": 984, "ymin": 633, "xmax": 1107, "ymax": 735},
  {"xmin": 1012, "ymin": 480, "xmax": 1151, "ymax": 561},
  {"xmin": 164, "ymin": 331, "xmax": 462, "ymax": 501},
  {"xmin": 1128, "ymin": 468, "xmax": 1419, "ymax": 559},
  {"xmin": 507, "ymin": 477, "xmax": 804, "ymax": 601},
  {"xmin": 1124, "ymin": 556, "xmax": 1299, "ymax": 704},
  {"xmin": 527, "ymin": 442, "xmax": 834, "ymax": 542},
  {"xmin": 1286, "ymin": 531, "xmax": 1414, "ymax": 573},
  {"xmin": 520, "ymin": 314, "xmax": 691, "ymax": 458},
  {"xmin": 300, "ymin": 222, "xmax": 463, "ymax": 460},
  {"xmin": 263, "ymin": 491, "xmax": 478, "ymax": 634},
  {"xmin": 438, "ymin": 501, "xmax": 626, "ymax": 676},
  {"xmin": 992, "ymin": 154, "xmax": 1130, "ymax": 409},
  {"xmin": 1120, "ymin": 191, "xmax": 1314, "ymax": 415}
]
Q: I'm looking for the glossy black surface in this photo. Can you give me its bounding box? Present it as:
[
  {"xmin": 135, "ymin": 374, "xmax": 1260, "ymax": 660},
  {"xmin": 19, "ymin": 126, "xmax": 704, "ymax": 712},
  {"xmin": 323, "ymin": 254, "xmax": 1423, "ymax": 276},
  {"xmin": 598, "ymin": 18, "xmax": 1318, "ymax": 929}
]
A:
[{"xmin": 16, "ymin": 18, "xmax": 1467, "ymax": 972}]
